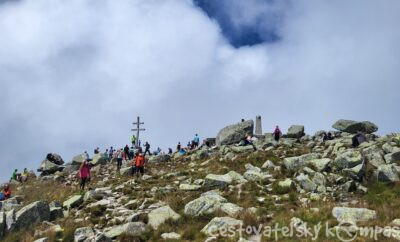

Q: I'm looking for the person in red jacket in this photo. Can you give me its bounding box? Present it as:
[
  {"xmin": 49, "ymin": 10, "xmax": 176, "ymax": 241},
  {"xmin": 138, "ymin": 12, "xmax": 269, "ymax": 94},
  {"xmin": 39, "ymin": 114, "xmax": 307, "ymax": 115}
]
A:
[
  {"xmin": 1, "ymin": 185, "xmax": 11, "ymax": 200},
  {"xmin": 79, "ymin": 160, "xmax": 91, "ymax": 190},
  {"xmin": 135, "ymin": 152, "xmax": 145, "ymax": 179}
]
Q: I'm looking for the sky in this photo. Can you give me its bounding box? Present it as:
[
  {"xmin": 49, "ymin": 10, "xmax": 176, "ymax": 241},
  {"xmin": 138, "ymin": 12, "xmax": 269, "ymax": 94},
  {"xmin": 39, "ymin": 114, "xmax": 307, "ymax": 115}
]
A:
[{"xmin": 0, "ymin": 0, "xmax": 399, "ymax": 182}]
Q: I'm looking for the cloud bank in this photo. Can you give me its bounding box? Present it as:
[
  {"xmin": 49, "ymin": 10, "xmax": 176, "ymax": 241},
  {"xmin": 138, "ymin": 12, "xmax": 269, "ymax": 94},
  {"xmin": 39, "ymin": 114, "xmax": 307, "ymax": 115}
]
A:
[{"xmin": 0, "ymin": 0, "xmax": 399, "ymax": 181}]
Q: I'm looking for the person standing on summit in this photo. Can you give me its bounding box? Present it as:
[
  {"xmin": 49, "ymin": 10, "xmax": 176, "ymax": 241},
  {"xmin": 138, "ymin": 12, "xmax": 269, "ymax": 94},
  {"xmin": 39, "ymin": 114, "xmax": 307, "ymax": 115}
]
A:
[
  {"xmin": 193, "ymin": 134, "xmax": 200, "ymax": 148},
  {"xmin": 273, "ymin": 126, "xmax": 282, "ymax": 143},
  {"xmin": 144, "ymin": 142, "xmax": 151, "ymax": 156},
  {"xmin": 131, "ymin": 135, "xmax": 137, "ymax": 147}
]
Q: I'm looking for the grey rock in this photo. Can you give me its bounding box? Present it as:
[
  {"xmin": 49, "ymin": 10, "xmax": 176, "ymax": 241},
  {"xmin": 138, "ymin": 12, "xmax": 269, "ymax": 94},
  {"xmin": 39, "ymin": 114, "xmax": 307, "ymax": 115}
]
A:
[
  {"xmin": 71, "ymin": 154, "xmax": 87, "ymax": 165},
  {"xmin": 377, "ymin": 164, "xmax": 400, "ymax": 182},
  {"xmin": 332, "ymin": 207, "xmax": 376, "ymax": 223},
  {"xmin": 148, "ymin": 154, "xmax": 171, "ymax": 163},
  {"xmin": 50, "ymin": 206, "xmax": 63, "ymax": 221},
  {"xmin": 91, "ymin": 153, "xmax": 108, "ymax": 166},
  {"xmin": 201, "ymin": 217, "xmax": 243, "ymax": 236},
  {"xmin": 148, "ymin": 205, "xmax": 180, "ymax": 229},
  {"xmin": 243, "ymin": 170, "xmax": 271, "ymax": 182},
  {"xmin": 334, "ymin": 150, "xmax": 363, "ymax": 169},
  {"xmin": 283, "ymin": 153, "xmax": 321, "ymax": 171},
  {"xmin": 38, "ymin": 159, "xmax": 63, "ymax": 175},
  {"xmin": 332, "ymin": 119, "xmax": 378, "ymax": 134},
  {"xmin": 220, "ymin": 203, "xmax": 243, "ymax": 217},
  {"xmin": 119, "ymin": 167, "xmax": 132, "ymax": 176},
  {"xmin": 262, "ymin": 160, "xmax": 276, "ymax": 169},
  {"xmin": 94, "ymin": 233, "xmax": 112, "ymax": 242},
  {"xmin": 204, "ymin": 174, "xmax": 232, "ymax": 188},
  {"xmin": 161, "ymin": 232, "xmax": 181, "ymax": 240},
  {"xmin": 104, "ymin": 222, "xmax": 146, "ymax": 238},
  {"xmin": 216, "ymin": 120, "xmax": 254, "ymax": 146},
  {"xmin": 5, "ymin": 209, "xmax": 15, "ymax": 232},
  {"xmin": 63, "ymin": 195, "xmax": 83, "ymax": 210},
  {"xmin": 0, "ymin": 212, "xmax": 4, "ymax": 238},
  {"xmin": 34, "ymin": 238, "xmax": 49, "ymax": 242},
  {"xmin": 184, "ymin": 194, "xmax": 227, "ymax": 216},
  {"xmin": 45, "ymin": 153, "xmax": 64, "ymax": 165},
  {"xmin": 74, "ymin": 227, "xmax": 95, "ymax": 242},
  {"xmin": 179, "ymin": 184, "xmax": 201, "ymax": 191},
  {"xmin": 307, "ymin": 158, "xmax": 332, "ymax": 172},
  {"xmin": 287, "ymin": 125, "xmax": 305, "ymax": 138},
  {"xmin": 15, "ymin": 201, "xmax": 50, "ymax": 230},
  {"xmin": 295, "ymin": 173, "xmax": 317, "ymax": 192}
]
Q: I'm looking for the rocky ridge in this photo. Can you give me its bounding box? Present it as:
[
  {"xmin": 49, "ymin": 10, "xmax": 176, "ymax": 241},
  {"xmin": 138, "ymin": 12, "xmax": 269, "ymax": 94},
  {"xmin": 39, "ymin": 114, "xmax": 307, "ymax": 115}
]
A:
[{"xmin": 1, "ymin": 119, "xmax": 400, "ymax": 241}]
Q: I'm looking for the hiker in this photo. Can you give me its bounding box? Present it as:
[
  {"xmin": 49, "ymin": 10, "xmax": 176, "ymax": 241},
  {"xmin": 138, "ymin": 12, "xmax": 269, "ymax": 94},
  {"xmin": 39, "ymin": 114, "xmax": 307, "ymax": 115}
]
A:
[
  {"xmin": 124, "ymin": 145, "xmax": 130, "ymax": 160},
  {"xmin": 131, "ymin": 135, "xmax": 137, "ymax": 147},
  {"xmin": 0, "ymin": 185, "xmax": 11, "ymax": 200},
  {"xmin": 129, "ymin": 146, "xmax": 135, "ymax": 160},
  {"xmin": 79, "ymin": 160, "xmax": 91, "ymax": 191},
  {"xmin": 144, "ymin": 142, "xmax": 151, "ymax": 156},
  {"xmin": 21, "ymin": 168, "xmax": 29, "ymax": 182},
  {"xmin": 176, "ymin": 142, "xmax": 181, "ymax": 152},
  {"xmin": 11, "ymin": 169, "xmax": 21, "ymax": 182},
  {"xmin": 84, "ymin": 151, "xmax": 89, "ymax": 160},
  {"xmin": 117, "ymin": 149, "xmax": 123, "ymax": 170},
  {"xmin": 243, "ymin": 133, "xmax": 257, "ymax": 151},
  {"xmin": 104, "ymin": 149, "xmax": 109, "ymax": 161},
  {"xmin": 352, "ymin": 132, "xmax": 367, "ymax": 148},
  {"xmin": 168, "ymin": 148, "xmax": 173, "ymax": 154},
  {"xmin": 94, "ymin": 147, "xmax": 100, "ymax": 154},
  {"xmin": 273, "ymin": 126, "xmax": 282, "ymax": 143},
  {"xmin": 135, "ymin": 152, "xmax": 145, "ymax": 178},
  {"xmin": 193, "ymin": 134, "xmax": 200, "ymax": 148},
  {"xmin": 109, "ymin": 147, "xmax": 114, "ymax": 161}
]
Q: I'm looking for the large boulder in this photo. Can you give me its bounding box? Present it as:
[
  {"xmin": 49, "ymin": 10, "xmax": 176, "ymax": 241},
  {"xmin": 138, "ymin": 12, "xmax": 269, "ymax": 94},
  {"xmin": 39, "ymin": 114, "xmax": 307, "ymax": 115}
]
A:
[
  {"xmin": 104, "ymin": 222, "xmax": 146, "ymax": 238},
  {"xmin": 377, "ymin": 164, "xmax": 400, "ymax": 182},
  {"xmin": 332, "ymin": 207, "xmax": 376, "ymax": 223},
  {"xmin": 71, "ymin": 154, "xmax": 87, "ymax": 165},
  {"xmin": 37, "ymin": 160, "xmax": 63, "ymax": 175},
  {"xmin": 74, "ymin": 227, "xmax": 95, "ymax": 242},
  {"xmin": 216, "ymin": 120, "xmax": 254, "ymax": 146},
  {"xmin": 283, "ymin": 153, "xmax": 321, "ymax": 171},
  {"xmin": 63, "ymin": 195, "xmax": 83, "ymax": 210},
  {"xmin": 15, "ymin": 201, "xmax": 50, "ymax": 230},
  {"xmin": 295, "ymin": 173, "xmax": 317, "ymax": 192},
  {"xmin": 184, "ymin": 193, "xmax": 227, "ymax": 216},
  {"xmin": 148, "ymin": 154, "xmax": 171, "ymax": 163},
  {"xmin": 46, "ymin": 153, "xmax": 64, "ymax": 165},
  {"xmin": 0, "ymin": 212, "xmax": 5, "ymax": 238},
  {"xmin": 201, "ymin": 217, "xmax": 243, "ymax": 236},
  {"xmin": 287, "ymin": 125, "xmax": 305, "ymax": 138},
  {"xmin": 332, "ymin": 119, "xmax": 378, "ymax": 134},
  {"xmin": 334, "ymin": 150, "xmax": 363, "ymax": 170},
  {"xmin": 204, "ymin": 174, "xmax": 232, "ymax": 188},
  {"xmin": 148, "ymin": 205, "xmax": 181, "ymax": 229},
  {"xmin": 91, "ymin": 153, "xmax": 108, "ymax": 166}
]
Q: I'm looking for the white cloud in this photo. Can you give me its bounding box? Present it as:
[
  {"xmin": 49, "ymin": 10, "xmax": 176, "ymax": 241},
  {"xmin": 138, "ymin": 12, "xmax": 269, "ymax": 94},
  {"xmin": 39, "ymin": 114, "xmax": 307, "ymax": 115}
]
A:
[{"xmin": 0, "ymin": 0, "xmax": 399, "ymax": 181}]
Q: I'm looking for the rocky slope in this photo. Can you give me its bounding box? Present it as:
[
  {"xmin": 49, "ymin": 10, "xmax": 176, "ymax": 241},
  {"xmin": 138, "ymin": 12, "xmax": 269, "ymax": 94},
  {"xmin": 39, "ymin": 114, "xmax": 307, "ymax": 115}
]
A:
[{"xmin": 1, "ymin": 119, "xmax": 400, "ymax": 242}]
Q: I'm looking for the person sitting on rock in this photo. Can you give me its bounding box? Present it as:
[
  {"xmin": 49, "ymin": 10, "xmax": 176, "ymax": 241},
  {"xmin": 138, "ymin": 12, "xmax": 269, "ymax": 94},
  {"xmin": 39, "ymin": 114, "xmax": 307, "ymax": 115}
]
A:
[
  {"xmin": 135, "ymin": 152, "xmax": 146, "ymax": 179},
  {"xmin": 21, "ymin": 168, "xmax": 29, "ymax": 182},
  {"xmin": 176, "ymin": 142, "xmax": 181, "ymax": 152},
  {"xmin": 11, "ymin": 169, "xmax": 22, "ymax": 182},
  {"xmin": 79, "ymin": 160, "xmax": 91, "ymax": 191},
  {"xmin": 242, "ymin": 133, "xmax": 257, "ymax": 151},
  {"xmin": 273, "ymin": 126, "xmax": 282, "ymax": 143},
  {"xmin": 2, "ymin": 184, "xmax": 11, "ymax": 200}
]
